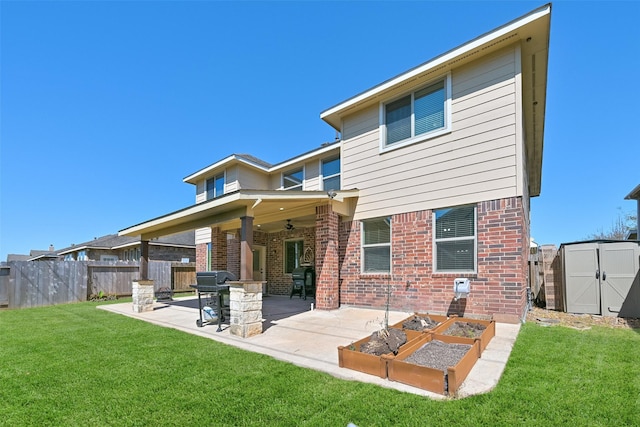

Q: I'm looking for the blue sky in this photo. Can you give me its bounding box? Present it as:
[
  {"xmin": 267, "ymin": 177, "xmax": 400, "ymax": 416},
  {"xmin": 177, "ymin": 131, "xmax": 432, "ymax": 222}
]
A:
[{"xmin": 1, "ymin": 1, "xmax": 638, "ymax": 260}]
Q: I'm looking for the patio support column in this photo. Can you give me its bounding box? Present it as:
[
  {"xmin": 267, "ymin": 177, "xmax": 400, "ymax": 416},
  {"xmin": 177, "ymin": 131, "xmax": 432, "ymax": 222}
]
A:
[
  {"xmin": 315, "ymin": 204, "xmax": 339, "ymax": 310},
  {"xmin": 240, "ymin": 216, "xmax": 253, "ymax": 280},
  {"xmin": 132, "ymin": 239, "xmax": 154, "ymax": 313},
  {"xmin": 210, "ymin": 227, "xmax": 227, "ymax": 271},
  {"xmin": 140, "ymin": 240, "xmax": 149, "ymax": 280}
]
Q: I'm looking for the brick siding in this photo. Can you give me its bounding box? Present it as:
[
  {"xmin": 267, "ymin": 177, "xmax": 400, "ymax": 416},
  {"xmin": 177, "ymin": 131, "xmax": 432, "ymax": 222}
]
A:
[
  {"xmin": 337, "ymin": 197, "xmax": 527, "ymax": 321},
  {"xmin": 315, "ymin": 204, "xmax": 339, "ymax": 309}
]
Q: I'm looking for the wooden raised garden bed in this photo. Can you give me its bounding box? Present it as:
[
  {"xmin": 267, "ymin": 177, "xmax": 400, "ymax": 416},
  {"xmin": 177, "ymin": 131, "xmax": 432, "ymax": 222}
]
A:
[
  {"xmin": 431, "ymin": 316, "xmax": 495, "ymax": 354},
  {"xmin": 387, "ymin": 333, "xmax": 481, "ymax": 396},
  {"xmin": 390, "ymin": 313, "xmax": 450, "ymax": 337},
  {"xmin": 338, "ymin": 328, "xmax": 415, "ymax": 379}
]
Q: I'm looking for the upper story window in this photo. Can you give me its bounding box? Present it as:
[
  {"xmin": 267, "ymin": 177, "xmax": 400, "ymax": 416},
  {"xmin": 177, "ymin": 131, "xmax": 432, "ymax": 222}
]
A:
[
  {"xmin": 283, "ymin": 167, "xmax": 303, "ymax": 190},
  {"xmin": 321, "ymin": 156, "xmax": 340, "ymax": 191},
  {"xmin": 381, "ymin": 75, "xmax": 451, "ymax": 151},
  {"xmin": 206, "ymin": 174, "xmax": 225, "ymax": 200},
  {"xmin": 77, "ymin": 250, "xmax": 88, "ymax": 261},
  {"xmin": 362, "ymin": 217, "xmax": 391, "ymax": 273},
  {"xmin": 434, "ymin": 205, "xmax": 476, "ymax": 273}
]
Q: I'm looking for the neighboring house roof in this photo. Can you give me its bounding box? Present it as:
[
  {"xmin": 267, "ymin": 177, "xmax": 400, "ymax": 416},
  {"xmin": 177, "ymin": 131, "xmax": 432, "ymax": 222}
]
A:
[
  {"xmin": 28, "ymin": 251, "xmax": 61, "ymax": 261},
  {"xmin": 57, "ymin": 231, "xmax": 195, "ymax": 255},
  {"xmin": 7, "ymin": 254, "xmax": 32, "ymax": 262},
  {"xmin": 6, "ymin": 250, "xmax": 60, "ymax": 262},
  {"xmin": 320, "ymin": 4, "xmax": 551, "ymax": 197},
  {"xmin": 626, "ymin": 229, "xmax": 638, "ymax": 241},
  {"xmin": 183, "ymin": 140, "xmax": 341, "ymax": 184}
]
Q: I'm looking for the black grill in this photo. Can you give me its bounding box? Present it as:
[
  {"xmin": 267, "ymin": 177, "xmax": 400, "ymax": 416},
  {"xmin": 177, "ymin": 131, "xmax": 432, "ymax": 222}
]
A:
[
  {"xmin": 190, "ymin": 271, "xmax": 236, "ymax": 331},
  {"xmin": 290, "ymin": 266, "xmax": 315, "ymax": 300}
]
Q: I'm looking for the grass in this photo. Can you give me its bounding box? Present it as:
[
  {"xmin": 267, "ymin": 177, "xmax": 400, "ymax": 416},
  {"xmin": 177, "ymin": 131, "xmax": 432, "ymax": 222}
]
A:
[{"xmin": 1, "ymin": 301, "xmax": 639, "ymax": 426}]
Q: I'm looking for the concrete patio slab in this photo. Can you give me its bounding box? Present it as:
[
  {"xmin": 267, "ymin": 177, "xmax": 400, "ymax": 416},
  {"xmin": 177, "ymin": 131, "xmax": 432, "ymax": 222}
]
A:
[{"xmin": 98, "ymin": 295, "xmax": 519, "ymax": 399}]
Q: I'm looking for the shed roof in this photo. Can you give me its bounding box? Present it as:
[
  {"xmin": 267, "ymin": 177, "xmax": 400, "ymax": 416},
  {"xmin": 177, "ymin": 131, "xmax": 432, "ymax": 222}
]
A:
[{"xmin": 624, "ymin": 184, "xmax": 640, "ymax": 200}]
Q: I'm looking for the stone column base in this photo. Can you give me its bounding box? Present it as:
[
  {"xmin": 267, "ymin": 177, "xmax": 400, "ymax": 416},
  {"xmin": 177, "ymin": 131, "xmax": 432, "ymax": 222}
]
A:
[
  {"xmin": 132, "ymin": 280, "xmax": 155, "ymax": 313},
  {"xmin": 229, "ymin": 281, "xmax": 264, "ymax": 338}
]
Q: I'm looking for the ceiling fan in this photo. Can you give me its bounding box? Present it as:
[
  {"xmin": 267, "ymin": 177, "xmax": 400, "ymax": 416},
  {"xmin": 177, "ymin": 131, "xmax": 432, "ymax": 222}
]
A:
[{"xmin": 285, "ymin": 219, "xmax": 295, "ymax": 231}]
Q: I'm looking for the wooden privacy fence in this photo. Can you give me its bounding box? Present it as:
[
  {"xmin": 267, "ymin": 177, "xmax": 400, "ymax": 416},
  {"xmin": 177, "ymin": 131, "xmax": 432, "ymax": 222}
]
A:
[{"xmin": 0, "ymin": 261, "xmax": 196, "ymax": 309}]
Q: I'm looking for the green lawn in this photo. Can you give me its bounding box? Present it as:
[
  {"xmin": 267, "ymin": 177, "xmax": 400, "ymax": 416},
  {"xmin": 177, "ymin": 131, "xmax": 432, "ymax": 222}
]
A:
[{"xmin": 1, "ymin": 301, "xmax": 638, "ymax": 426}]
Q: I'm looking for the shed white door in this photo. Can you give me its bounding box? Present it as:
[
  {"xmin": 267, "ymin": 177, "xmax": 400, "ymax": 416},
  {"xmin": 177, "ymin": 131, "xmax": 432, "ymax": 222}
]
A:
[
  {"xmin": 564, "ymin": 243, "xmax": 600, "ymax": 314},
  {"xmin": 599, "ymin": 242, "xmax": 640, "ymax": 317}
]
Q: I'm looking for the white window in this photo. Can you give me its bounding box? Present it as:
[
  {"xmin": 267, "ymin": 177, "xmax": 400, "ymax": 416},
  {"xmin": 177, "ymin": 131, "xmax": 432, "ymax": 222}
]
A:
[
  {"xmin": 206, "ymin": 174, "xmax": 225, "ymax": 200},
  {"xmin": 283, "ymin": 168, "xmax": 303, "ymax": 190},
  {"xmin": 284, "ymin": 240, "xmax": 304, "ymax": 273},
  {"xmin": 362, "ymin": 217, "xmax": 391, "ymax": 273},
  {"xmin": 434, "ymin": 205, "xmax": 476, "ymax": 272},
  {"xmin": 77, "ymin": 250, "xmax": 88, "ymax": 261},
  {"xmin": 380, "ymin": 75, "xmax": 451, "ymax": 151},
  {"xmin": 100, "ymin": 255, "xmax": 118, "ymax": 262},
  {"xmin": 321, "ymin": 156, "xmax": 340, "ymax": 191}
]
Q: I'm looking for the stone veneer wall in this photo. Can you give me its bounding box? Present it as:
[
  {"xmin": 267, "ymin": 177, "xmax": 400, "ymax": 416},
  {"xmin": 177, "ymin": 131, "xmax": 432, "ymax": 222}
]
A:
[{"xmin": 338, "ymin": 197, "xmax": 528, "ymax": 321}]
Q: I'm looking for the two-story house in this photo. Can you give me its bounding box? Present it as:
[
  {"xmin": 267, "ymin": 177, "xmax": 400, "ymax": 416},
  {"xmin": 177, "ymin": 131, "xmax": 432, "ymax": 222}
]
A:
[{"xmin": 120, "ymin": 4, "xmax": 551, "ymax": 322}]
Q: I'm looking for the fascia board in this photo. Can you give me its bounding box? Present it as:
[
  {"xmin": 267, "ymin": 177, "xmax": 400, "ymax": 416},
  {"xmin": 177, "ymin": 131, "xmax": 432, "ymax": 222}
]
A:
[
  {"xmin": 119, "ymin": 192, "xmax": 245, "ymax": 237},
  {"xmin": 183, "ymin": 155, "xmax": 270, "ymax": 184},
  {"xmin": 320, "ymin": 4, "xmax": 551, "ymax": 129},
  {"xmin": 57, "ymin": 246, "xmax": 89, "ymax": 255},
  {"xmin": 268, "ymin": 142, "xmax": 340, "ymax": 172}
]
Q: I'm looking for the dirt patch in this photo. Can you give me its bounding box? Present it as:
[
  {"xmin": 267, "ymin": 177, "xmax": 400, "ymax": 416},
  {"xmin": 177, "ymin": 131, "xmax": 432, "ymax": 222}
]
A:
[
  {"xmin": 402, "ymin": 315, "xmax": 441, "ymax": 331},
  {"xmin": 359, "ymin": 328, "xmax": 407, "ymax": 356},
  {"xmin": 527, "ymin": 307, "xmax": 640, "ymax": 330},
  {"xmin": 440, "ymin": 321, "xmax": 486, "ymax": 338}
]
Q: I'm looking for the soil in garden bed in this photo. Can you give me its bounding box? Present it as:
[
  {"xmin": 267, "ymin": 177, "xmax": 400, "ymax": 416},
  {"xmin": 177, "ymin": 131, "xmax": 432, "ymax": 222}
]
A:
[
  {"xmin": 359, "ymin": 328, "xmax": 407, "ymax": 356},
  {"xmin": 404, "ymin": 340, "xmax": 472, "ymax": 373},
  {"xmin": 402, "ymin": 315, "xmax": 442, "ymax": 331},
  {"xmin": 441, "ymin": 321, "xmax": 486, "ymax": 338}
]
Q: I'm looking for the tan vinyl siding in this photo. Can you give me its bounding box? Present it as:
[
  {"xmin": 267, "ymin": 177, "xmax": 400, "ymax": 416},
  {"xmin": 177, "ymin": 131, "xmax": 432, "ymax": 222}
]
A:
[
  {"xmin": 195, "ymin": 227, "xmax": 211, "ymax": 245},
  {"xmin": 225, "ymin": 165, "xmax": 239, "ymax": 193},
  {"xmin": 342, "ymin": 104, "xmax": 379, "ymax": 140},
  {"xmin": 269, "ymin": 173, "xmax": 281, "ymax": 190},
  {"xmin": 303, "ymin": 160, "xmax": 320, "ymax": 190},
  {"xmin": 342, "ymin": 46, "xmax": 521, "ymax": 220},
  {"xmin": 195, "ymin": 181, "xmax": 206, "ymax": 203},
  {"xmin": 236, "ymin": 164, "xmax": 269, "ymax": 190}
]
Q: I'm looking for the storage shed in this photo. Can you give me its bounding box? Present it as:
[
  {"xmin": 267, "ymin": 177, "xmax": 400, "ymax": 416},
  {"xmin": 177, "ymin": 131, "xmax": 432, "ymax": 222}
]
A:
[{"xmin": 558, "ymin": 241, "xmax": 640, "ymax": 318}]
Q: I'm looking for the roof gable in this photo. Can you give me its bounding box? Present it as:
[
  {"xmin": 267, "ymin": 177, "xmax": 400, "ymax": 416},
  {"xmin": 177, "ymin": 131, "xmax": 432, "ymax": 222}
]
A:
[{"xmin": 320, "ymin": 4, "xmax": 551, "ymax": 197}]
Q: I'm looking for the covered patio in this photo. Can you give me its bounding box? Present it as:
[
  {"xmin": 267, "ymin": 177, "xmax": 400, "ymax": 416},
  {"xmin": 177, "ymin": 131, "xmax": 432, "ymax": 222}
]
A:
[
  {"xmin": 119, "ymin": 189, "xmax": 359, "ymax": 311},
  {"xmin": 98, "ymin": 294, "xmax": 520, "ymax": 399}
]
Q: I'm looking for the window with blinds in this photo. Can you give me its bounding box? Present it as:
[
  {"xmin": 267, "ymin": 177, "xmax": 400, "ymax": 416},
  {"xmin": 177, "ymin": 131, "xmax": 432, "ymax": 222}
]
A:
[
  {"xmin": 362, "ymin": 217, "xmax": 391, "ymax": 273},
  {"xmin": 382, "ymin": 76, "xmax": 449, "ymax": 149},
  {"xmin": 434, "ymin": 205, "xmax": 476, "ymax": 272}
]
